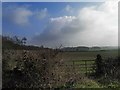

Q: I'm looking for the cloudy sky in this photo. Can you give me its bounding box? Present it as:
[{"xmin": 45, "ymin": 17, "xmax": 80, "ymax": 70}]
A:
[{"xmin": 2, "ymin": 1, "xmax": 118, "ymax": 48}]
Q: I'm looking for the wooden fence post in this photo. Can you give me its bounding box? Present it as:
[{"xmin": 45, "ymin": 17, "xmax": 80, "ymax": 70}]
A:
[{"xmin": 95, "ymin": 54, "xmax": 103, "ymax": 76}]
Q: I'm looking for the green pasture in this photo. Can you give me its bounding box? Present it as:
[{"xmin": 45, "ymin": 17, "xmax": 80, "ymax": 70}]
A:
[
  {"xmin": 60, "ymin": 50, "xmax": 118, "ymax": 61},
  {"xmin": 63, "ymin": 59, "xmax": 96, "ymax": 74},
  {"xmin": 60, "ymin": 50, "xmax": 118, "ymax": 74}
]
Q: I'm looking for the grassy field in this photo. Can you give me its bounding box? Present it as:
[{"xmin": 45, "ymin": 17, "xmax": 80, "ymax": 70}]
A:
[
  {"xmin": 3, "ymin": 49, "xmax": 120, "ymax": 88},
  {"xmin": 58, "ymin": 50, "xmax": 120, "ymax": 88},
  {"xmin": 58, "ymin": 50, "xmax": 119, "ymax": 84},
  {"xmin": 2, "ymin": 36, "xmax": 120, "ymax": 88},
  {"xmin": 59, "ymin": 50, "xmax": 118, "ymax": 61}
]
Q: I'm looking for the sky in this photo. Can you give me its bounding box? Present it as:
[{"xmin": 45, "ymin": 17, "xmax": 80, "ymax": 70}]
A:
[
  {"xmin": 2, "ymin": 1, "xmax": 118, "ymax": 48},
  {"xmin": 0, "ymin": 2, "xmax": 1, "ymax": 35}
]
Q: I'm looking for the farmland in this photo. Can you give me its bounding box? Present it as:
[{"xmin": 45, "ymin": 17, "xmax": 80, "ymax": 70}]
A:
[
  {"xmin": 2, "ymin": 1, "xmax": 119, "ymax": 89},
  {"xmin": 59, "ymin": 50, "xmax": 119, "ymax": 77},
  {"xmin": 58, "ymin": 50, "xmax": 118, "ymax": 62},
  {"xmin": 2, "ymin": 36, "xmax": 120, "ymax": 88},
  {"xmin": 2, "ymin": 48, "xmax": 120, "ymax": 88}
]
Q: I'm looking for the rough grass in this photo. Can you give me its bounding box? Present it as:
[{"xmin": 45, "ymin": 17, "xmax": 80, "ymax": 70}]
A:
[
  {"xmin": 74, "ymin": 78, "xmax": 100, "ymax": 88},
  {"xmin": 2, "ymin": 49, "xmax": 119, "ymax": 88},
  {"xmin": 60, "ymin": 50, "xmax": 118, "ymax": 61}
]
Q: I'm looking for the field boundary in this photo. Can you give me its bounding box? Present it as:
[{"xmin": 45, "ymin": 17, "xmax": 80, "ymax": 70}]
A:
[{"xmin": 69, "ymin": 60, "xmax": 96, "ymax": 76}]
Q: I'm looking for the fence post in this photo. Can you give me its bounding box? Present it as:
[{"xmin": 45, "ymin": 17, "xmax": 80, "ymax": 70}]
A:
[{"xmin": 95, "ymin": 54, "xmax": 103, "ymax": 76}]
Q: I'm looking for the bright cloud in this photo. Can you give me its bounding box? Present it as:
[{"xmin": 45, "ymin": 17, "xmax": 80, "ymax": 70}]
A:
[{"xmin": 32, "ymin": 1, "xmax": 118, "ymax": 48}]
